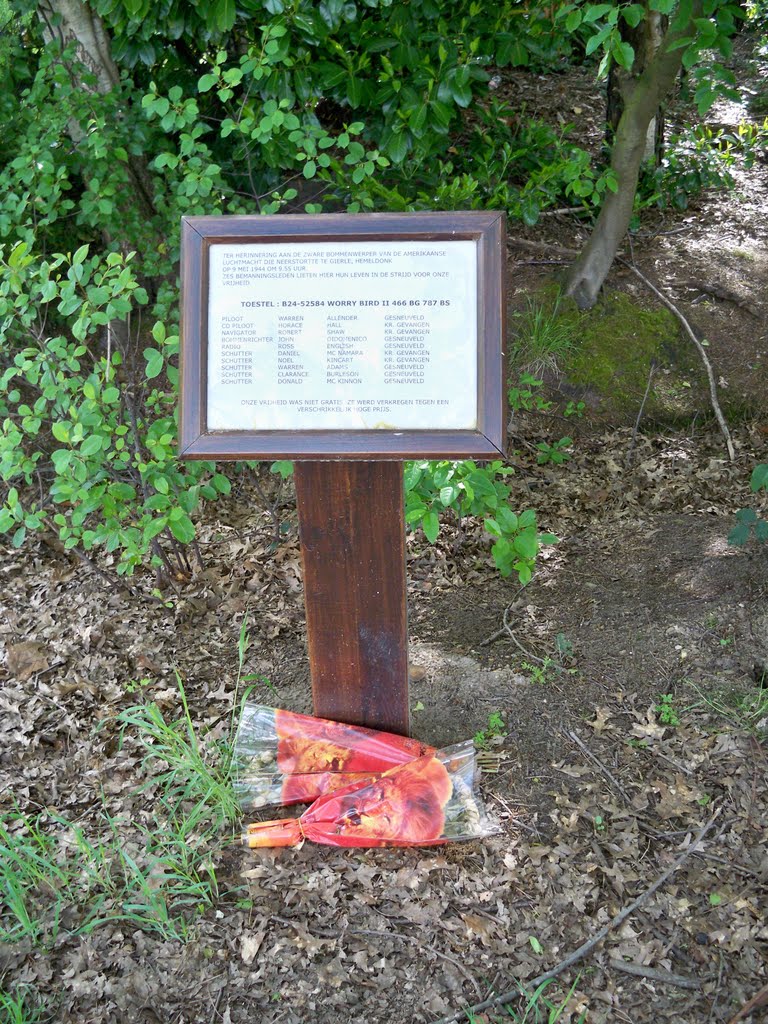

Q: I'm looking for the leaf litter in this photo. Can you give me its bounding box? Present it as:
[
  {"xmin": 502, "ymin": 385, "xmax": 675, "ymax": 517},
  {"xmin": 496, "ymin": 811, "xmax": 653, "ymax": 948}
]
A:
[{"xmin": 0, "ymin": 419, "xmax": 765, "ymax": 1024}]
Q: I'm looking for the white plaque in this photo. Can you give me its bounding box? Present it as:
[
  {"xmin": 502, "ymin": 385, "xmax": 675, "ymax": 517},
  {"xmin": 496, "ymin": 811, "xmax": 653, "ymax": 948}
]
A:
[{"xmin": 206, "ymin": 240, "xmax": 477, "ymax": 431}]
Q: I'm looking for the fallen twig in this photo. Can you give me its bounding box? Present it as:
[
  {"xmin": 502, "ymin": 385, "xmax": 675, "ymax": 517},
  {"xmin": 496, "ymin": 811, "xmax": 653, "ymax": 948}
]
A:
[
  {"xmin": 627, "ymin": 359, "xmax": 657, "ymax": 466},
  {"xmin": 617, "ymin": 258, "xmax": 735, "ymax": 462},
  {"xmin": 430, "ymin": 810, "xmax": 721, "ymax": 1024},
  {"xmin": 726, "ymin": 981, "xmax": 768, "ymax": 1024},
  {"xmin": 502, "ymin": 604, "xmax": 548, "ymax": 665},
  {"xmin": 479, "ymin": 590, "xmax": 526, "ymax": 647},
  {"xmin": 515, "ymin": 259, "xmax": 569, "ymax": 267},
  {"xmin": 608, "ymin": 957, "xmax": 701, "ymax": 990},
  {"xmin": 563, "ymin": 728, "xmax": 632, "ymax": 804},
  {"xmin": 507, "ymin": 237, "xmax": 580, "ymax": 257}
]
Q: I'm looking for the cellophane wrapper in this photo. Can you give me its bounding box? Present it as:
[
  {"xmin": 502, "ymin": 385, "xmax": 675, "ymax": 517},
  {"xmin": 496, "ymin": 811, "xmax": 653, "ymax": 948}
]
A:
[
  {"xmin": 242, "ymin": 743, "xmax": 500, "ymax": 849},
  {"xmin": 233, "ymin": 704, "xmax": 435, "ymax": 809}
]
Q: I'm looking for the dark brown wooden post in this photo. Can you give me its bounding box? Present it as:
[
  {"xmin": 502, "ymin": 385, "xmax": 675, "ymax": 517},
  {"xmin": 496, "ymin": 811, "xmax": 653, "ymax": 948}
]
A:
[
  {"xmin": 294, "ymin": 460, "xmax": 409, "ymax": 734},
  {"xmin": 179, "ymin": 213, "xmax": 506, "ymax": 736}
]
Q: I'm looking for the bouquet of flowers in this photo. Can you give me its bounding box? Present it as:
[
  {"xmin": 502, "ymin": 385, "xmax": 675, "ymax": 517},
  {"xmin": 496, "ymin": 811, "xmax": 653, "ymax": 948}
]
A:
[{"xmin": 239, "ymin": 719, "xmax": 497, "ymax": 849}]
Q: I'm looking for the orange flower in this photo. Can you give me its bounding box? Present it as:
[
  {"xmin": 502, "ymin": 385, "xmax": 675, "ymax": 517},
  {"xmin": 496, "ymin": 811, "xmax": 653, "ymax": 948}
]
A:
[{"xmin": 302, "ymin": 755, "xmax": 453, "ymax": 847}]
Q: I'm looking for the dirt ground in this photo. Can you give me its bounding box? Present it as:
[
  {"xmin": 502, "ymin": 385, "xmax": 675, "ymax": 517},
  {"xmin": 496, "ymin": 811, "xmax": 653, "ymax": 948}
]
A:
[{"xmin": 2, "ymin": 35, "xmax": 768, "ymax": 1024}]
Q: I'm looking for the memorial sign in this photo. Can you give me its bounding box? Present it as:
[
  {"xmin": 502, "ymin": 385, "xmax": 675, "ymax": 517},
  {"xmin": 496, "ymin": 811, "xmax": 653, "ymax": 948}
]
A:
[
  {"xmin": 179, "ymin": 212, "xmax": 506, "ymax": 735},
  {"xmin": 179, "ymin": 212, "xmax": 505, "ymax": 459}
]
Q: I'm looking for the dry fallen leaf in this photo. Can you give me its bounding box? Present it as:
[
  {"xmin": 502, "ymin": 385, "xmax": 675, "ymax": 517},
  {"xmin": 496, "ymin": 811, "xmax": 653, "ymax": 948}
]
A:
[
  {"xmin": 240, "ymin": 928, "xmax": 267, "ymax": 964},
  {"xmin": 6, "ymin": 641, "xmax": 50, "ymax": 680}
]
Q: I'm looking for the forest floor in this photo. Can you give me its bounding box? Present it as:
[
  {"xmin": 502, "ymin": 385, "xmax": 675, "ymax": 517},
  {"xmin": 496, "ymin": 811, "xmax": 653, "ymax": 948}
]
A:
[{"xmin": 2, "ymin": 34, "xmax": 768, "ymax": 1024}]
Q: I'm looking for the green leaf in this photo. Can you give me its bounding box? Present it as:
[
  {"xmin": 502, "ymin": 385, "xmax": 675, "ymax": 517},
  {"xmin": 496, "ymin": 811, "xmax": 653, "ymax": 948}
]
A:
[
  {"xmin": 612, "ymin": 40, "xmax": 635, "ymax": 69},
  {"xmin": 386, "ymin": 131, "xmax": 409, "ymax": 164},
  {"xmin": 213, "ymin": 0, "xmax": 235, "ymax": 30},
  {"xmin": 484, "ymin": 517, "xmax": 502, "ymax": 538},
  {"xmin": 728, "ymin": 523, "xmax": 750, "ymax": 546},
  {"xmin": 439, "ymin": 485, "xmax": 458, "ymax": 507},
  {"xmin": 80, "ymin": 435, "xmax": 103, "ymax": 457},
  {"xmin": 169, "ymin": 513, "xmax": 196, "ymax": 544},
  {"xmin": 12, "ymin": 526, "xmax": 26, "ymax": 548},
  {"xmin": 144, "ymin": 348, "xmax": 164, "ymax": 379},
  {"xmin": 405, "ymin": 506, "xmax": 427, "ymax": 524},
  {"xmin": 622, "ymin": 4, "xmax": 645, "ymax": 26},
  {"xmin": 7, "ymin": 241, "xmax": 28, "ymax": 268},
  {"xmin": 347, "ymin": 76, "xmax": 363, "ymax": 107},
  {"xmin": 513, "ymin": 531, "xmax": 538, "ymax": 560},
  {"xmin": 585, "ymin": 24, "xmax": 612, "ymax": 56},
  {"xmin": 422, "ymin": 511, "xmax": 439, "ymax": 544},
  {"xmin": 72, "ymin": 244, "xmax": 89, "ymax": 266},
  {"xmin": 584, "ymin": 4, "xmax": 613, "ymax": 23},
  {"xmin": 303, "ymin": 160, "xmax": 317, "ymax": 178},
  {"xmin": 198, "ymin": 73, "xmax": 219, "ymax": 93},
  {"xmin": 270, "ymin": 460, "xmax": 294, "ymax": 479},
  {"xmin": 52, "ymin": 422, "xmax": 70, "ymax": 443},
  {"xmin": 736, "ymin": 507, "xmax": 757, "ymax": 524},
  {"xmin": 750, "ymin": 464, "xmax": 768, "ymax": 492}
]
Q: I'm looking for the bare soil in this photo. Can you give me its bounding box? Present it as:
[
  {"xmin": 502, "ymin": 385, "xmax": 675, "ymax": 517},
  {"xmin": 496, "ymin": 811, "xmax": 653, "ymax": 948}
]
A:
[{"xmin": 2, "ymin": 35, "xmax": 768, "ymax": 1024}]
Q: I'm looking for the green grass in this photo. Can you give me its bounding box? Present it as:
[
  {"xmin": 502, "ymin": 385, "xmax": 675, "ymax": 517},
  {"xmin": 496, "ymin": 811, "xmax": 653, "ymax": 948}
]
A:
[
  {"xmin": 689, "ymin": 681, "xmax": 768, "ymax": 739},
  {"xmin": 0, "ymin": 615, "xmax": 277, "ymax": 951},
  {"xmin": 116, "ymin": 671, "xmax": 242, "ymax": 826},
  {"xmin": 1, "ymin": 668, "xmax": 247, "ymax": 949},
  {"xmin": 0, "ymin": 987, "xmax": 45, "ymax": 1024},
  {"xmin": 510, "ymin": 294, "xmax": 575, "ymax": 378},
  {"xmin": 466, "ymin": 976, "xmax": 586, "ymax": 1023}
]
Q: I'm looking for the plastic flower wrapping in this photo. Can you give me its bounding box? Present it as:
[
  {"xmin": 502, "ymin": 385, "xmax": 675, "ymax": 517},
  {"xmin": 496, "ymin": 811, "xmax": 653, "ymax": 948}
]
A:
[
  {"xmin": 233, "ymin": 704, "xmax": 436, "ymax": 808},
  {"xmin": 235, "ymin": 707, "xmax": 499, "ymax": 849}
]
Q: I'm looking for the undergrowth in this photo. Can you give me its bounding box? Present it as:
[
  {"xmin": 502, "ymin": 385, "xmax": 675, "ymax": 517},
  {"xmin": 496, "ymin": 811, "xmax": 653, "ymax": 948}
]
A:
[{"xmin": 0, "ymin": 626, "xmax": 262, "ymax": 949}]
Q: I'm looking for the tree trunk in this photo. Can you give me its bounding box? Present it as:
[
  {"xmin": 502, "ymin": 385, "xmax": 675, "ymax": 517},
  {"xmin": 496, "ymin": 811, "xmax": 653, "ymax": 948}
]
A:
[
  {"xmin": 566, "ymin": 3, "xmax": 701, "ymax": 309},
  {"xmin": 37, "ymin": 0, "xmax": 156, "ymax": 221},
  {"xmin": 606, "ymin": 7, "xmax": 667, "ymax": 163},
  {"xmin": 37, "ymin": 0, "xmax": 120, "ymax": 96}
]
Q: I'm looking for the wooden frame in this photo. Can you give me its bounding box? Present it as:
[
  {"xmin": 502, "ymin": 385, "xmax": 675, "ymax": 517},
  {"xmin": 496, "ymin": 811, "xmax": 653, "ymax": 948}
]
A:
[{"xmin": 179, "ymin": 212, "xmax": 506, "ymax": 461}]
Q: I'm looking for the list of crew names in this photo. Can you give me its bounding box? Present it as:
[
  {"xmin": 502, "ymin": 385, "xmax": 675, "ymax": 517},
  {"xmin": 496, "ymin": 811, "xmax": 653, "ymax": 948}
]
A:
[{"xmin": 207, "ymin": 240, "xmax": 477, "ymax": 431}]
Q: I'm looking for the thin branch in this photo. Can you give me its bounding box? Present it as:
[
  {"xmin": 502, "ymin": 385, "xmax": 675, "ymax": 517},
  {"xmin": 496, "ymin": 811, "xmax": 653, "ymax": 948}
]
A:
[
  {"xmin": 626, "ymin": 358, "xmax": 657, "ymax": 466},
  {"xmin": 563, "ymin": 728, "xmax": 632, "ymax": 804},
  {"xmin": 479, "ymin": 590, "xmax": 526, "ymax": 646},
  {"xmin": 507, "ymin": 237, "xmax": 580, "ymax": 257},
  {"xmin": 502, "ymin": 603, "xmax": 548, "ymax": 665},
  {"xmin": 726, "ymin": 981, "xmax": 768, "ymax": 1024},
  {"xmin": 514, "ymin": 259, "xmax": 570, "ymax": 266},
  {"xmin": 608, "ymin": 958, "xmax": 701, "ymax": 990},
  {"xmin": 430, "ymin": 810, "xmax": 721, "ymax": 1024},
  {"xmin": 617, "ymin": 258, "xmax": 735, "ymax": 462},
  {"xmin": 41, "ymin": 518, "xmax": 134, "ymax": 595}
]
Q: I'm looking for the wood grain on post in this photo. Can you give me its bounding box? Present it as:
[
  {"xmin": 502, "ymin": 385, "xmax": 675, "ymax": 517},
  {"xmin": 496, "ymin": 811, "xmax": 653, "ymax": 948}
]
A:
[{"xmin": 294, "ymin": 461, "xmax": 409, "ymax": 735}]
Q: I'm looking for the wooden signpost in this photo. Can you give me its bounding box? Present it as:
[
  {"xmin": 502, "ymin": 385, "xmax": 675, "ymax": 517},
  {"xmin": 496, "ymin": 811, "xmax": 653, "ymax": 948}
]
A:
[{"xmin": 179, "ymin": 212, "xmax": 506, "ymax": 735}]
